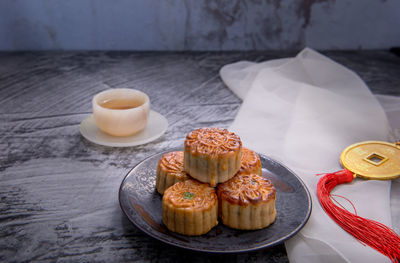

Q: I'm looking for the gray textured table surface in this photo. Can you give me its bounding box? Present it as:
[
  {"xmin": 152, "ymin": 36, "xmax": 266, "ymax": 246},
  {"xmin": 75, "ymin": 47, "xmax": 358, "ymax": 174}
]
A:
[{"xmin": 1, "ymin": 51, "xmax": 399, "ymax": 263}]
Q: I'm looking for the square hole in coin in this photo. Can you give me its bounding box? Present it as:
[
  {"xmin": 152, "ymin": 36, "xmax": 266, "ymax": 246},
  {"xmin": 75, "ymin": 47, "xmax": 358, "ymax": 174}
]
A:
[{"xmin": 364, "ymin": 153, "xmax": 387, "ymax": 166}]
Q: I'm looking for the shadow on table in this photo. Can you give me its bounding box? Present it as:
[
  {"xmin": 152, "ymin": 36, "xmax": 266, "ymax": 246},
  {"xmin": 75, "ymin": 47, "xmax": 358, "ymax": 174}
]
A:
[{"xmin": 119, "ymin": 211, "xmax": 288, "ymax": 263}]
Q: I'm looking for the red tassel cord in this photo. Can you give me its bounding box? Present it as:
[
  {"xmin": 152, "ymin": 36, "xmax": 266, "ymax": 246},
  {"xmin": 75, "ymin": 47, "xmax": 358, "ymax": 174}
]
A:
[{"xmin": 317, "ymin": 169, "xmax": 400, "ymax": 262}]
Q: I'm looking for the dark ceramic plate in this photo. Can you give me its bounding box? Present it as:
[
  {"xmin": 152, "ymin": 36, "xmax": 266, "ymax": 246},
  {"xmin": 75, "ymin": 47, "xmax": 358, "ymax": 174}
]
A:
[{"xmin": 119, "ymin": 151, "xmax": 312, "ymax": 253}]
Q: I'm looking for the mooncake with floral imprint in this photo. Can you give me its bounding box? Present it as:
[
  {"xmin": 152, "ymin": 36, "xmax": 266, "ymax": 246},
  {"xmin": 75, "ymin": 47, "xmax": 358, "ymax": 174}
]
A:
[
  {"xmin": 217, "ymin": 173, "xmax": 276, "ymax": 230},
  {"xmin": 184, "ymin": 128, "xmax": 242, "ymax": 187},
  {"xmin": 162, "ymin": 179, "xmax": 218, "ymax": 236},
  {"xmin": 239, "ymin": 147, "xmax": 262, "ymax": 176},
  {"xmin": 156, "ymin": 151, "xmax": 190, "ymax": 194}
]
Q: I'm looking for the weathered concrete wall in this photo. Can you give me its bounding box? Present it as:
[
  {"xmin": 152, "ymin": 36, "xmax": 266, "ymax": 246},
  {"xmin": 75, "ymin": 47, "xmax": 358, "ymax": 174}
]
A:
[{"xmin": 0, "ymin": 0, "xmax": 399, "ymax": 51}]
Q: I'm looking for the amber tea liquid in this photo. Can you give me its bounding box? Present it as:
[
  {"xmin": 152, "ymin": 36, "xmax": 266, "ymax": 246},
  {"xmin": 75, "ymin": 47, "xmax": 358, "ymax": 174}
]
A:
[{"xmin": 100, "ymin": 98, "xmax": 143, "ymax": 110}]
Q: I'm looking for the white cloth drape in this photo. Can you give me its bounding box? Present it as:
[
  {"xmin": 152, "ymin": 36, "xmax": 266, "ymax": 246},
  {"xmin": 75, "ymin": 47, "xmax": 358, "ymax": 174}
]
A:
[{"xmin": 220, "ymin": 48, "xmax": 398, "ymax": 263}]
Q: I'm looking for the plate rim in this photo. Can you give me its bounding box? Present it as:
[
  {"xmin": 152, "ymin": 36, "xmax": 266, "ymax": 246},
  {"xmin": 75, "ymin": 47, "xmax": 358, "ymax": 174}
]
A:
[
  {"xmin": 79, "ymin": 110, "xmax": 168, "ymax": 147},
  {"xmin": 119, "ymin": 150, "xmax": 312, "ymax": 253}
]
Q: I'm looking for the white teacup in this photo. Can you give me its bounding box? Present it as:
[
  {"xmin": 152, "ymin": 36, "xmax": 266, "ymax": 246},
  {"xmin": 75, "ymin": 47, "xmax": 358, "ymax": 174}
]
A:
[{"xmin": 92, "ymin": 88, "xmax": 150, "ymax": 137}]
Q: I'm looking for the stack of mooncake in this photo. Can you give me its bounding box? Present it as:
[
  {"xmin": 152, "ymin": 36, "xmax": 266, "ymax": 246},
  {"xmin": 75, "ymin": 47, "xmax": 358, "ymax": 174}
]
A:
[{"xmin": 156, "ymin": 127, "xmax": 277, "ymax": 236}]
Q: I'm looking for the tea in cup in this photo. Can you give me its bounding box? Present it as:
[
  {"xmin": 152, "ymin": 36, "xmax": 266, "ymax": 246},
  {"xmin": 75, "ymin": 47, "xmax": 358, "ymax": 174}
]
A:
[{"xmin": 92, "ymin": 88, "xmax": 150, "ymax": 136}]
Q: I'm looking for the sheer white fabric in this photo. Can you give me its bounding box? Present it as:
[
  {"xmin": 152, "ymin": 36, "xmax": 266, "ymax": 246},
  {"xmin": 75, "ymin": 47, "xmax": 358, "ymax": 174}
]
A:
[{"xmin": 220, "ymin": 48, "xmax": 397, "ymax": 263}]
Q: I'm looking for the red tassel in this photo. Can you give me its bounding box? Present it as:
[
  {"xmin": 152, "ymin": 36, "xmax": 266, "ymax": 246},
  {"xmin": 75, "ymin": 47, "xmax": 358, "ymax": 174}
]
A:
[{"xmin": 317, "ymin": 169, "xmax": 400, "ymax": 262}]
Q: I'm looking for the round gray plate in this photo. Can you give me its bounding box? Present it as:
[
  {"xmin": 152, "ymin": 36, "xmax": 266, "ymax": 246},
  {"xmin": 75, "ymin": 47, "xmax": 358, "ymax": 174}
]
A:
[{"xmin": 119, "ymin": 151, "xmax": 312, "ymax": 253}]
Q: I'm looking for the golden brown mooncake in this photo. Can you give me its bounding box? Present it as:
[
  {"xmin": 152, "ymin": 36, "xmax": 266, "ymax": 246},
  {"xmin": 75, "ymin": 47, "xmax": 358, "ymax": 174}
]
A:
[
  {"xmin": 184, "ymin": 128, "xmax": 242, "ymax": 187},
  {"xmin": 162, "ymin": 179, "xmax": 218, "ymax": 236},
  {"xmin": 156, "ymin": 151, "xmax": 190, "ymax": 194},
  {"xmin": 217, "ymin": 173, "xmax": 276, "ymax": 230},
  {"xmin": 239, "ymin": 147, "xmax": 262, "ymax": 176}
]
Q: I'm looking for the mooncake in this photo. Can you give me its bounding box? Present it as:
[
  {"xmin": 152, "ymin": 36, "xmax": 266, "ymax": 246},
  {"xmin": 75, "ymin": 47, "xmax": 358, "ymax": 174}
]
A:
[
  {"xmin": 217, "ymin": 173, "xmax": 276, "ymax": 230},
  {"xmin": 184, "ymin": 128, "xmax": 242, "ymax": 186},
  {"xmin": 156, "ymin": 151, "xmax": 189, "ymax": 194},
  {"xmin": 239, "ymin": 147, "xmax": 262, "ymax": 176},
  {"xmin": 162, "ymin": 179, "xmax": 218, "ymax": 236}
]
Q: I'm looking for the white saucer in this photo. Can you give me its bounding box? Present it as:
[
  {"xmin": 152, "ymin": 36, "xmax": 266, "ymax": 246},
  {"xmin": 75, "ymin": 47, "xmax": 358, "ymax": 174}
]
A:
[{"xmin": 80, "ymin": 110, "xmax": 168, "ymax": 147}]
